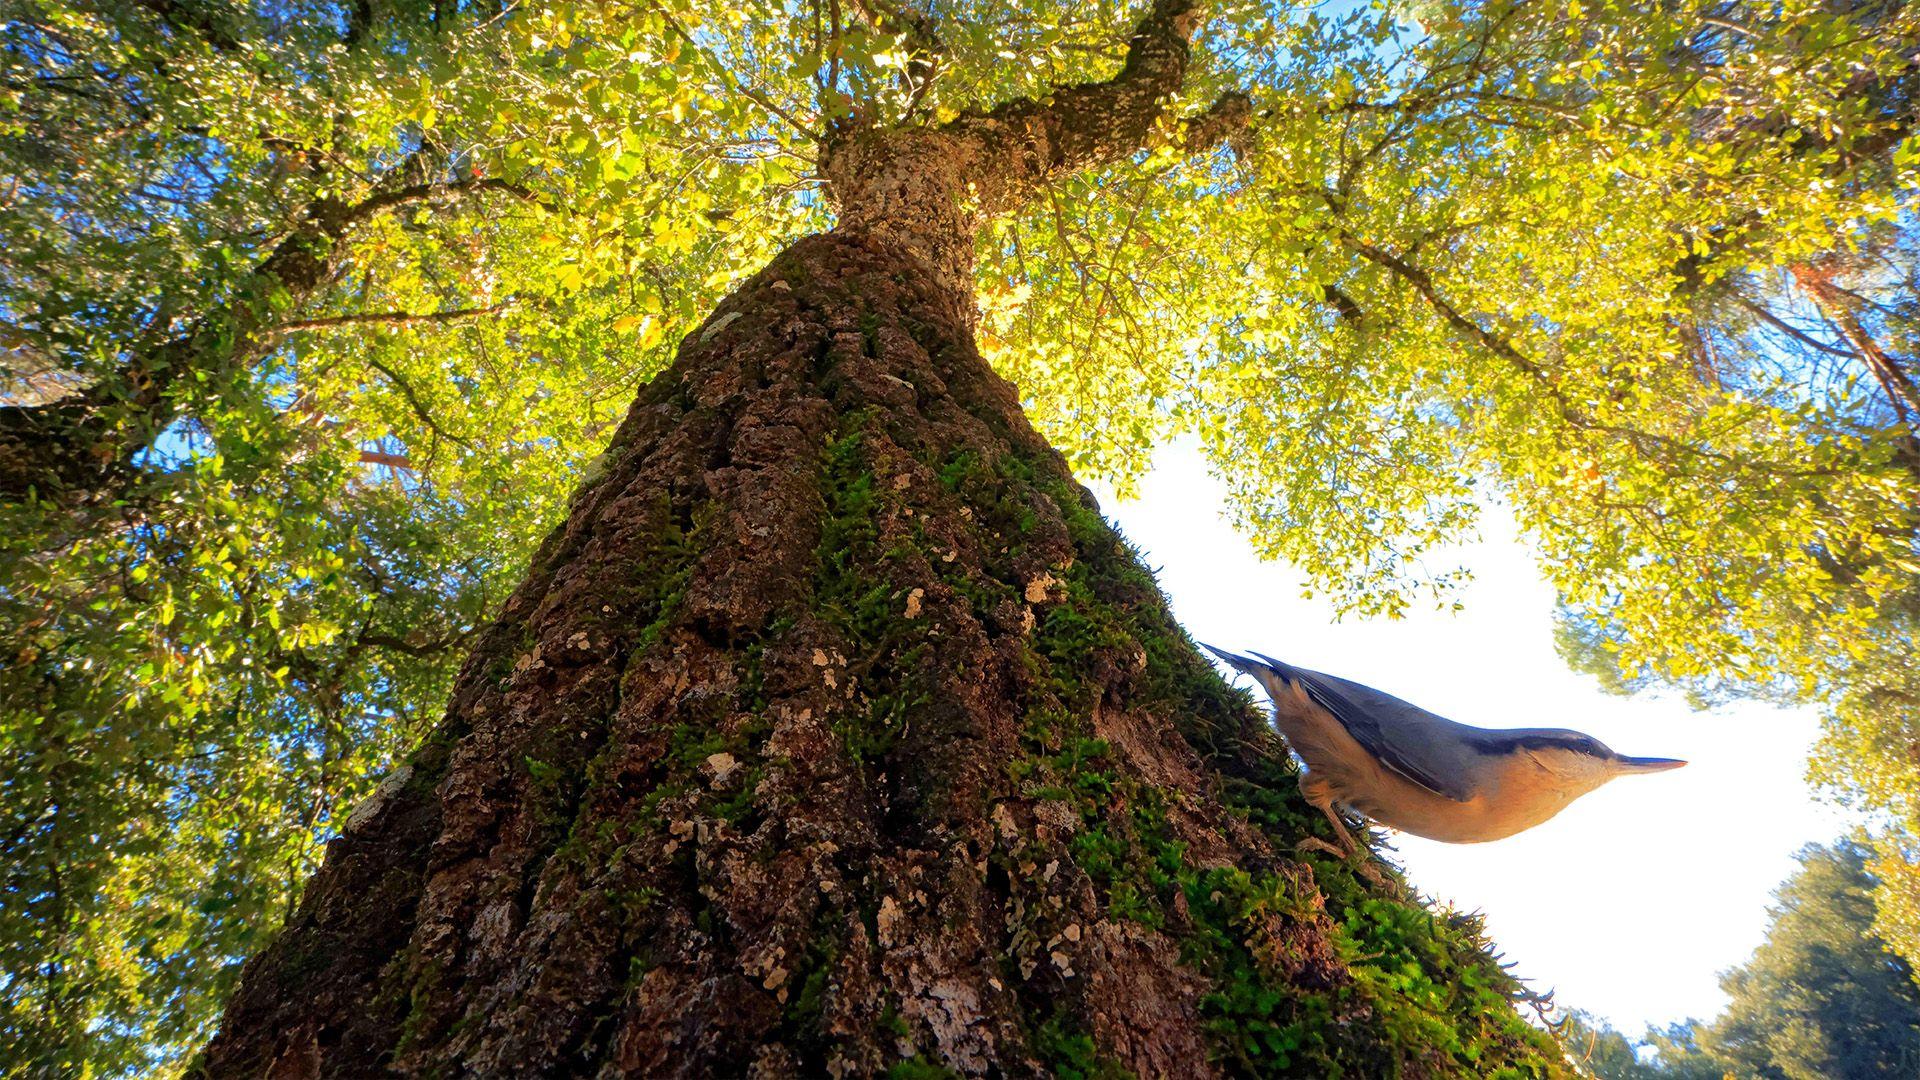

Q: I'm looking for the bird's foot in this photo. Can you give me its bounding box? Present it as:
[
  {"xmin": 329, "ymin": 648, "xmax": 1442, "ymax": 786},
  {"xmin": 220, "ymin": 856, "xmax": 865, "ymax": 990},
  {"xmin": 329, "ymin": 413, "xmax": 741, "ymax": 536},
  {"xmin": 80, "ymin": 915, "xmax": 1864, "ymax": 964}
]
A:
[
  {"xmin": 1294, "ymin": 836, "xmax": 1350, "ymax": 860},
  {"xmin": 1293, "ymin": 836, "xmax": 1395, "ymax": 889}
]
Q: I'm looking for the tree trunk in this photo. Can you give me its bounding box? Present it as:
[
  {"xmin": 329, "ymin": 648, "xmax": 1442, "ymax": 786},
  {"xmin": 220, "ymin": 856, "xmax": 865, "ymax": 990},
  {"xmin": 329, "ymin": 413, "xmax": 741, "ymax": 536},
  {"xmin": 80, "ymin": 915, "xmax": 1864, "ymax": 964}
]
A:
[{"xmin": 197, "ymin": 230, "xmax": 1557, "ymax": 1078}]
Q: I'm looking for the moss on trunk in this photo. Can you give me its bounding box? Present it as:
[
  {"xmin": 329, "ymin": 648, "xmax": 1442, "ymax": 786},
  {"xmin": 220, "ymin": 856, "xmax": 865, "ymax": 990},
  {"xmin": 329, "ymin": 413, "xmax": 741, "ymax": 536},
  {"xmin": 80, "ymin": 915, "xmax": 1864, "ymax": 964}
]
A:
[{"xmin": 198, "ymin": 232, "xmax": 1562, "ymax": 1078}]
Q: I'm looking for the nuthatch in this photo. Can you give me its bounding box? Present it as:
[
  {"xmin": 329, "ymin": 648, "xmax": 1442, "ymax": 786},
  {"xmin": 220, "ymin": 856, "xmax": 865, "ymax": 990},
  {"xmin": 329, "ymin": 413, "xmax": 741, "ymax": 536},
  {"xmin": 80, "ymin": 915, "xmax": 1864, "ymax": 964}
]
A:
[{"xmin": 1205, "ymin": 646, "xmax": 1686, "ymax": 851}]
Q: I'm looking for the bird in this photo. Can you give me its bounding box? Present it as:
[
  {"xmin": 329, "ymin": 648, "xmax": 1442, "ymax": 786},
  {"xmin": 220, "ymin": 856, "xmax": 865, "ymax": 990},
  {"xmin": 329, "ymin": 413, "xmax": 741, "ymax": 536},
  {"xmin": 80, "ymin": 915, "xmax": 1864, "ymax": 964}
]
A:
[{"xmin": 1203, "ymin": 645, "xmax": 1686, "ymax": 853}]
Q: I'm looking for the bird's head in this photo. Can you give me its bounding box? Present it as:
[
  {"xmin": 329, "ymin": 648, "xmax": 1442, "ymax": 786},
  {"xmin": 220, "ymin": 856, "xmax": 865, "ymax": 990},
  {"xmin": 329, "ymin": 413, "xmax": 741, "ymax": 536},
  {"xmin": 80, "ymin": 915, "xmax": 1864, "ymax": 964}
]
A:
[{"xmin": 1511, "ymin": 730, "xmax": 1687, "ymax": 796}]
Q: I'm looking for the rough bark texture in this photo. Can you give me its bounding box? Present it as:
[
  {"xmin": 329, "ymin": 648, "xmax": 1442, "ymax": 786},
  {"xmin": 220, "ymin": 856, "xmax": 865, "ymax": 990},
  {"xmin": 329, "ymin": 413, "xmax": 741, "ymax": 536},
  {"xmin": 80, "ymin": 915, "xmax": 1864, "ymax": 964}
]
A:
[
  {"xmin": 197, "ymin": 231, "xmax": 1557, "ymax": 1078},
  {"xmin": 823, "ymin": 0, "xmax": 1230, "ymax": 293}
]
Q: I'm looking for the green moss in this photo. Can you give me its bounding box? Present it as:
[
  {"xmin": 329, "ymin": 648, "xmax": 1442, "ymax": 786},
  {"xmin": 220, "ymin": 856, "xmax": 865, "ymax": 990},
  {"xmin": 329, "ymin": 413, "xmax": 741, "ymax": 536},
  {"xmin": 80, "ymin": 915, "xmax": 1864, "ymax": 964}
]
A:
[
  {"xmin": 810, "ymin": 413, "xmax": 941, "ymax": 767},
  {"xmin": 668, "ymin": 721, "xmax": 729, "ymax": 770},
  {"xmin": 772, "ymin": 908, "xmax": 848, "ymax": 1071},
  {"xmin": 973, "ymin": 467, "xmax": 1562, "ymax": 1076},
  {"xmin": 389, "ymin": 949, "xmax": 446, "ymax": 1061},
  {"xmin": 879, "ymin": 1003, "xmax": 910, "ymax": 1037},
  {"xmin": 887, "ymin": 1056, "xmax": 963, "ymax": 1080},
  {"xmin": 1034, "ymin": 1012, "xmax": 1134, "ymax": 1080},
  {"xmin": 709, "ymin": 764, "xmax": 763, "ymax": 824},
  {"xmin": 783, "ymin": 930, "xmax": 840, "ymax": 1033}
]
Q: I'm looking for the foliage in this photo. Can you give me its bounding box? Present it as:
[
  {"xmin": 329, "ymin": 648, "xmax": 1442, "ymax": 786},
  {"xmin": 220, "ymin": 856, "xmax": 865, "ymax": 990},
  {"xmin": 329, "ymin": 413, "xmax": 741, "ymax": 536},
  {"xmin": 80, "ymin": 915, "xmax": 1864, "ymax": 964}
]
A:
[
  {"xmin": 1, "ymin": 0, "xmax": 811, "ymax": 1071},
  {"xmin": 1, "ymin": 0, "xmax": 1918, "ymax": 1073},
  {"xmin": 1562, "ymin": 840, "xmax": 1920, "ymax": 1080}
]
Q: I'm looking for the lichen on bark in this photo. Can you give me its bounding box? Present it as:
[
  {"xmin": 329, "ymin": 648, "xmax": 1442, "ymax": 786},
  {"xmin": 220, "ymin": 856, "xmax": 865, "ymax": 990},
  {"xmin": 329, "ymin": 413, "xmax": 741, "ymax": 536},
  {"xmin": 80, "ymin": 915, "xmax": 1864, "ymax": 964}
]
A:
[{"xmin": 197, "ymin": 231, "xmax": 1561, "ymax": 1078}]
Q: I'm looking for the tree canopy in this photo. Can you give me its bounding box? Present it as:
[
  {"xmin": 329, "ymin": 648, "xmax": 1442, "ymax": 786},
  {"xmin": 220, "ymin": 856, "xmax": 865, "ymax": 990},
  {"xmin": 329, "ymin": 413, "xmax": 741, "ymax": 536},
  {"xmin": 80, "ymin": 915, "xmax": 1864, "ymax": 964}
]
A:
[{"xmin": 1, "ymin": 0, "xmax": 1917, "ymax": 1073}]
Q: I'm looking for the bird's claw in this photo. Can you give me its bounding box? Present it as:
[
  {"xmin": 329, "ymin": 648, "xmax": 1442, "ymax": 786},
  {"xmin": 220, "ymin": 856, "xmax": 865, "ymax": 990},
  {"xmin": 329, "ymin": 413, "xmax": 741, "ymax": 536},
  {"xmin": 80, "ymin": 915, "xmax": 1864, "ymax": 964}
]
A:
[
  {"xmin": 1294, "ymin": 836, "xmax": 1350, "ymax": 860},
  {"xmin": 1293, "ymin": 836, "xmax": 1395, "ymax": 889}
]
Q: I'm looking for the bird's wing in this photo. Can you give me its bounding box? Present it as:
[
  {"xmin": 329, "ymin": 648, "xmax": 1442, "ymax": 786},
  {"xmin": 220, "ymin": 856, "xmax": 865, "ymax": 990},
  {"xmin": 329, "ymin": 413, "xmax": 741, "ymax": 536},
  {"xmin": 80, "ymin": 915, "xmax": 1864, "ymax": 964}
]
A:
[
  {"xmin": 1249, "ymin": 652, "xmax": 1481, "ymax": 803},
  {"xmin": 1206, "ymin": 645, "xmax": 1478, "ymax": 803}
]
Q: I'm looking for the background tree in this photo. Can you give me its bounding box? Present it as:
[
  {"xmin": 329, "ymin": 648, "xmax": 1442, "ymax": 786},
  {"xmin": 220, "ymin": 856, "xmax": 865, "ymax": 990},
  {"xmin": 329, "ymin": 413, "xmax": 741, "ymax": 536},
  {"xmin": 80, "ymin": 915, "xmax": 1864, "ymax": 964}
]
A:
[
  {"xmin": 2, "ymin": 0, "xmax": 1918, "ymax": 1074},
  {"xmin": 1562, "ymin": 840, "xmax": 1920, "ymax": 1080},
  {"xmin": 1557, "ymin": 1012, "xmax": 1712, "ymax": 1080}
]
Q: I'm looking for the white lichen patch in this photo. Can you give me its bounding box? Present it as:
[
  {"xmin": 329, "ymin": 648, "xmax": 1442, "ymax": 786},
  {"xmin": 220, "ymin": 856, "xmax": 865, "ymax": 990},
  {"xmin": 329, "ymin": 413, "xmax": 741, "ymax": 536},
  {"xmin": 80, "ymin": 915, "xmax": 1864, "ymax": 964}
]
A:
[
  {"xmin": 699, "ymin": 310, "xmax": 743, "ymax": 341},
  {"xmin": 473, "ymin": 899, "xmax": 517, "ymax": 958},
  {"xmin": 343, "ymin": 764, "xmax": 413, "ymax": 834}
]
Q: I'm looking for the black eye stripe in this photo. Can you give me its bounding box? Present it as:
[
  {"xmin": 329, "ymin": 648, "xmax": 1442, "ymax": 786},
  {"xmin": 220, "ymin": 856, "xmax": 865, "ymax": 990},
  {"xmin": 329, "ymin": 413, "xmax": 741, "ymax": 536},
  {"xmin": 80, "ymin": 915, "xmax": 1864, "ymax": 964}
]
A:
[{"xmin": 1484, "ymin": 734, "xmax": 1607, "ymax": 757}]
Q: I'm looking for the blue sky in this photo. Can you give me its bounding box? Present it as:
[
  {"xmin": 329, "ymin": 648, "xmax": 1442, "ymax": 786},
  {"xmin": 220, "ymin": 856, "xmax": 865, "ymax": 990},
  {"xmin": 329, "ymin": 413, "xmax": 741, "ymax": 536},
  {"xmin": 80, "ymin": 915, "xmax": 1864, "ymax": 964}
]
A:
[{"xmin": 1084, "ymin": 438, "xmax": 1857, "ymax": 1032}]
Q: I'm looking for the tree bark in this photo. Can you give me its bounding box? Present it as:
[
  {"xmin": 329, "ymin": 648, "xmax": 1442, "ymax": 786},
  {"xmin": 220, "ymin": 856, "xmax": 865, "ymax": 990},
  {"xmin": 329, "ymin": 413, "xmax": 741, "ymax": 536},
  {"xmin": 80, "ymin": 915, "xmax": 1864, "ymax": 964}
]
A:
[{"xmin": 195, "ymin": 230, "xmax": 1556, "ymax": 1078}]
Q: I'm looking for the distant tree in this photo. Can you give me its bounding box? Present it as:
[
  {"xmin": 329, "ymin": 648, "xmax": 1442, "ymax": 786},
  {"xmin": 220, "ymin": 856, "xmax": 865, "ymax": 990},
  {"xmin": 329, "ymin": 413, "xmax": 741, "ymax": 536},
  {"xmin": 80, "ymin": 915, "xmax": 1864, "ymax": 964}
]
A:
[
  {"xmin": 1637, "ymin": 1022, "xmax": 1727, "ymax": 1080},
  {"xmin": 1699, "ymin": 840, "xmax": 1920, "ymax": 1079},
  {"xmin": 1562, "ymin": 840, "xmax": 1920, "ymax": 1080},
  {"xmin": 1560, "ymin": 1010, "xmax": 1673, "ymax": 1080}
]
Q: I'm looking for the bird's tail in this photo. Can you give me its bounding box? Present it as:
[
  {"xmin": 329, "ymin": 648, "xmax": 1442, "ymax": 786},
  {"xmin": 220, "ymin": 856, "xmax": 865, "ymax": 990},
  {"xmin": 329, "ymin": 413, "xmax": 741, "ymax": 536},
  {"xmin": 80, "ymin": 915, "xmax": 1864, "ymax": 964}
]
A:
[
  {"xmin": 1201, "ymin": 643, "xmax": 1261, "ymax": 676},
  {"xmin": 1201, "ymin": 644, "xmax": 1300, "ymax": 701}
]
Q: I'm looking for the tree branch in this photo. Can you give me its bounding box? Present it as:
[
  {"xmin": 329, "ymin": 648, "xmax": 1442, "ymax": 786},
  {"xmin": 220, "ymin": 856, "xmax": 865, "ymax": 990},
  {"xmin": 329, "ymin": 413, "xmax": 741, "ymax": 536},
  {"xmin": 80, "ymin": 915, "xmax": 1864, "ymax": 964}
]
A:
[
  {"xmin": 1794, "ymin": 265, "xmax": 1920, "ymax": 423},
  {"xmin": 133, "ymin": 0, "xmax": 241, "ymax": 51},
  {"xmin": 0, "ymin": 173, "xmax": 536, "ymax": 505},
  {"xmin": 363, "ymin": 355, "xmax": 476, "ymax": 450},
  {"xmin": 948, "ymin": 0, "xmax": 1209, "ymax": 211},
  {"xmin": 822, "ymin": 0, "xmax": 1232, "ymax": 287},
  {"xmin": 344, "ymin": 175, "xmax": 547, "ymax": 226},
  {"xmin": 1732, "ymin": 293, "xmax": 1854, "ymax": 359},
  {"xmin": 849, "ymin": 0, "xmax": 945, "ymax": 86},
  {"xmin": 653, "ymin": 3, "xmax": 818, "ymax": 138},
  {"xmin": 1320, "ymin": 283, "xmax": 1366, "ymax": 326},
  {"xmin": 357, "ymin": 450, "xmax": 415, "ymax": 471},
  {"xmin": 272, "ymin": 300, "xmax": 514, "ymax": 336},
  {"xmin": 1179, "ymin": 91, "xmax": 1252, "ymax": 157},
  {"xmin": 1340, "ymin": 229, "xmax": 1835, "ymax": 479},
  {"xmin": 356, "ymin": 628, "xmax": 477, "ymax": 657}
]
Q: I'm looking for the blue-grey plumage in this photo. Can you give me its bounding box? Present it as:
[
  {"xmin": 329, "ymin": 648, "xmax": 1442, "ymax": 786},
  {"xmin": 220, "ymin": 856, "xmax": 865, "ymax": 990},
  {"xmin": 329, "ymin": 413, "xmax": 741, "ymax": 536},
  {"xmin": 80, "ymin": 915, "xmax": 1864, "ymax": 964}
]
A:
[{"xmin": 1204, "ymin": 645, "xmax": 1686, "ymax": 846}]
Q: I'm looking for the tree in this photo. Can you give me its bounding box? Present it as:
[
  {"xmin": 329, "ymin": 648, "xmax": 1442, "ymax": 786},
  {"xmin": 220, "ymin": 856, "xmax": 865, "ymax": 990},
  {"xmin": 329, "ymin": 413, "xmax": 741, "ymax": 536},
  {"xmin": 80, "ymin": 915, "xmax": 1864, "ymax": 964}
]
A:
[
  {"xmin": 3, "ymin": 0, "xmax": 1917, "ymax": 1074},
  {"xmin": 1696, "ymin": 840, "xmax": 1920, "ymax": 1079},
  {"xmin": 1560, "ymin": 841, "xmax": 1920, "ymax": 1080},
  {"xmin": 1557, "ymin": 1011, "xmax": 1711, "ymax": 1080}
]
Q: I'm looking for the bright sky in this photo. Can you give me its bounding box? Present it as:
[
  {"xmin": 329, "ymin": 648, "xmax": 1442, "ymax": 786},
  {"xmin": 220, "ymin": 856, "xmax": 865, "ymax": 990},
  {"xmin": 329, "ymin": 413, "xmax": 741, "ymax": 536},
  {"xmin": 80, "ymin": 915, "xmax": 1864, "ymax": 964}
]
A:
[{"xmin": 1082, "ymin": 439, "xmax": 1859, "ymax": 1033}]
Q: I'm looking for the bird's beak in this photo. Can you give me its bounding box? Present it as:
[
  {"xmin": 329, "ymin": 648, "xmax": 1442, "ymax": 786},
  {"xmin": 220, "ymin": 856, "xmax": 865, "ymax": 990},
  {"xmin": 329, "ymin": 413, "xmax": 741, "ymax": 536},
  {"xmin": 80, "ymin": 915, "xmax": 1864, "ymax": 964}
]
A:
[{"xmin": 1614, "ymin": 755, "xmax": 1687, "ymax": 775}]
